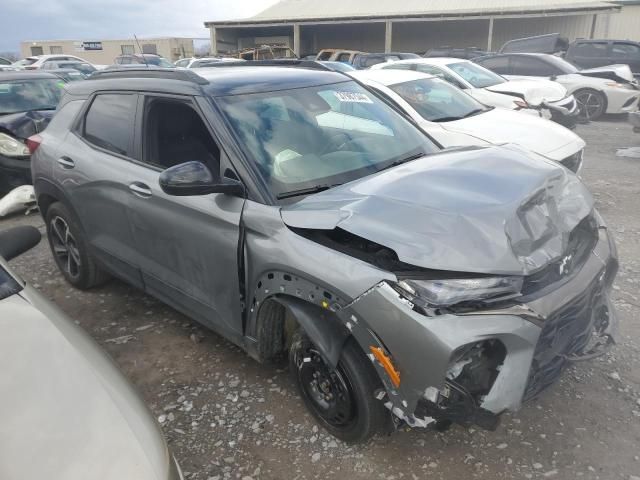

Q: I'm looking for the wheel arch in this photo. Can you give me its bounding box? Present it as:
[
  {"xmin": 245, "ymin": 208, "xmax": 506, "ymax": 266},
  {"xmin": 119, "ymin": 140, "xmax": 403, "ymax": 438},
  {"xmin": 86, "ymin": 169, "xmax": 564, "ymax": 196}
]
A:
[{"xmin": 34, "ymin": 179, "xmax": 85, "ymax": 232}]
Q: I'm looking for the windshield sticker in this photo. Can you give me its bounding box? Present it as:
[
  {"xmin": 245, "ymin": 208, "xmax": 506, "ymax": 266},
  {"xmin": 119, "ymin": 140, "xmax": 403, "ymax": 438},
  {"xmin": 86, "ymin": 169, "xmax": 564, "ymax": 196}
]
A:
[{"xmin": 334, "ymin": 92, "xmax": 373, "ymax": 104}]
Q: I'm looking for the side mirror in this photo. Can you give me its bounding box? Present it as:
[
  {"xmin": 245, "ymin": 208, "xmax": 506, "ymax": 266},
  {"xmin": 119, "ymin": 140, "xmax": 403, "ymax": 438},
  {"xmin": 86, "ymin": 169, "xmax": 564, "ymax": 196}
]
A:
[
  {"xmin": 0, "ymin": 226, "xmax": 41, "ymax": 261},
  {"xmin": 159, "ymin": 161, "xmax": 245, "ymax": 197}
]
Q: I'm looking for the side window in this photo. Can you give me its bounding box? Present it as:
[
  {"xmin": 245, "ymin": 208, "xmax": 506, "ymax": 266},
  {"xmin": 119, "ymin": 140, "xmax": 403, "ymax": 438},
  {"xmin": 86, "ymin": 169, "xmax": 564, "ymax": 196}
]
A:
[
  {"xmin": 83, "ymin": 94, "xmax": 137, "ymax": 157},
  {"xmin": 572, "ymin": 42, "xmax": 608, "ymax": 57},
  {"xmin": 510, "ymin": 56, "xmax": 559, "ymax": 76},
  {"xmin": 612, "ymin": 43, "xmax": 640, "ymax": 58},
  {"xmin": 476, "ymin": 56, "xmax": 510, "ymax": 75},
  {"xmin": 336, "ymin": 53, "xmax": 351, "ymax": 62},
  {"xmin": 415, "ymin": 65, "xmax": 466, "ymax": 89},
  {"xmin": 143, "ymin": 97, "xmax": 221, "ymax": 172},
  {"xmin": 317, "ymin": 51, "xmax": 332, "ymax": 61}
]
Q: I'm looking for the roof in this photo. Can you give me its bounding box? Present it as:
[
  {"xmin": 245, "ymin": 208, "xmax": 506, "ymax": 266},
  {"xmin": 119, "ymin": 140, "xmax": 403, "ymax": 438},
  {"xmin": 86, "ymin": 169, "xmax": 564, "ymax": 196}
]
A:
[
  {"xmin": 207, "ymin": 0, "xmax": 618, "ymax": 25},
  {"xmin": 66, "ymin": 66, "xmax": 350, "ymax": 97},
  {"xmin": 0, "ymin": 71, "xmax": 58, "ymax": 81},
  {"xmin": 370, "ymin": 57, "xmax": 470, "ymax": 69},
  {"xmin": 350, "ymin": 69, "xmax": 436, "ymax": 86}
]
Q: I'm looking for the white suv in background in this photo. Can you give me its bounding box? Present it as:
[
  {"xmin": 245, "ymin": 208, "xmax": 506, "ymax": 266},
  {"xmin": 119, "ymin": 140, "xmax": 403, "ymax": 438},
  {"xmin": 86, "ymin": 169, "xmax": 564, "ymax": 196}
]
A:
[{"xmin": 13, "ymin": 54, "xmax": 95, "ymax": 70}]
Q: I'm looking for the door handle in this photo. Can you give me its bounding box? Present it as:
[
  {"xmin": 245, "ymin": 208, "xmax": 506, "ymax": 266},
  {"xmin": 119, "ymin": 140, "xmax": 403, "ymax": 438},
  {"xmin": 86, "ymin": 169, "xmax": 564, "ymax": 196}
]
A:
[
  {"xmin": 57, "ymin": 156, "xmax": 75, "ymax": 169},
  {"xmin": 129, "ymin": 182, "xmax": 153, "ymax": 198}
]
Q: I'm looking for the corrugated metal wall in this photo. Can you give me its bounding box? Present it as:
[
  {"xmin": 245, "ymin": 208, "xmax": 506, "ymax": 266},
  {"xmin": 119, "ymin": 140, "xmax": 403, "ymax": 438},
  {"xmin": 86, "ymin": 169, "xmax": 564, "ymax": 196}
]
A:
[
  {"xmin": 492, "ymin": 15, "xmax": 594, "ymax": 48},
  {"xmin": 393, "ymin": 20, "xmax": 490, "ymax": 52},
  {"xmin": 594, "ymin": 5, "xmax": 640, "ymax": 40}
]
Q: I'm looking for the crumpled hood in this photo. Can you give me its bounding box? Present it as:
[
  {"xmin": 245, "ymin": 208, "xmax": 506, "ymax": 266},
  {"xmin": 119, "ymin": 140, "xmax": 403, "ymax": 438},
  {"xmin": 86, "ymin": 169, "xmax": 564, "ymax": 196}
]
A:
[
  {"xmin": 0, "ymin": 109, "xmax": 54, "ymax": 139},
  {"xmin": 486, "ymin": 79, "xmax": 567, "ymax": 105},
  {"xmin": 579, "ymin": 64, "xmax": 636, "ymax": 84},
  {"xmin": 441, "ymin": 107, "xmax": 583, "ymax": 159},
  {"xmin": 281, "ymin": 145, "xmax": 593, "ymax": 275}
]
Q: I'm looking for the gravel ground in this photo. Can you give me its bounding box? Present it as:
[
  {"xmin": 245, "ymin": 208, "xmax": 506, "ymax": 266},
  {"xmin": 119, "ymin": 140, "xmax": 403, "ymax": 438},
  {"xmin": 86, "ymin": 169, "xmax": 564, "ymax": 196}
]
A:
[{"xmin": 4, "ymin": 117, "xmax": 640, "ymax": 480}]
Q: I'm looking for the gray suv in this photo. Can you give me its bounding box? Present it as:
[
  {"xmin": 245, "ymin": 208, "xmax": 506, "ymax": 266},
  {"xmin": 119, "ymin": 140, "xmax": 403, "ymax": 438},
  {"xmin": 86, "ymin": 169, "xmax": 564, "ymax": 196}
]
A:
[{"xmin": 31, "ymin": 66, "xmax": 618, "ymax": 443}]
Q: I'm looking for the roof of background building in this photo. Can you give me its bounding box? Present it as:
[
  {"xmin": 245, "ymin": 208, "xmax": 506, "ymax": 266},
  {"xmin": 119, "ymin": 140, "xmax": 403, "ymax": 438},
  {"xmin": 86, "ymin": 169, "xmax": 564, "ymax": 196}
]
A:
[{"xmin": 207, "ymin": 0, "xmax": 618, "ymax": 25}]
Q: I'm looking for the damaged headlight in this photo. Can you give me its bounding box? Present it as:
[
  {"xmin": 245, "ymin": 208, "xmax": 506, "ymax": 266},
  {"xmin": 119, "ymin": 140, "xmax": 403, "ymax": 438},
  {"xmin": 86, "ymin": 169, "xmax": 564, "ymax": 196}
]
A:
[
  {"xmin": 0, "ymin": 133, "xmax": 29, "ymax": 157},
  {"xmin": 393, "ymin": 277, "xmax": 523, "ymax": 308}
]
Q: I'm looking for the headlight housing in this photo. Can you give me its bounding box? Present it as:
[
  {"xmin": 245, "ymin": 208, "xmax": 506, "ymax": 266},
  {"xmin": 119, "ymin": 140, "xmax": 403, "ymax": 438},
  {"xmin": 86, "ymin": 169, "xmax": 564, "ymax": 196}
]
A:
[
  {"xmin": 0, "ymin": 132, "xmax": 30, "ymax": 157},
  {"xmin": 393, "ymin": 276, "xmax": 523, "ymax": 309}
]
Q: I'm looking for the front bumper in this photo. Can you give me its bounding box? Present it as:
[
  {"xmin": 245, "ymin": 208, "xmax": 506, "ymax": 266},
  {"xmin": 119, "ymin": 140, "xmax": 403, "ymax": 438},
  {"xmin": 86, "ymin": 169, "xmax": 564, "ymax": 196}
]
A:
[
  {"xmin": 339, "ymin": 222, "xmax": 617, "ymax": 429},
  {"xmin": 0, "ymin": 154, "xmax": 32, "ymax": 194},
  {"xmin": 605, "ymin": 87, "xmax": 639, "ymax": 114},
  {"xmin": 544, "ymin": 95, "xmax": 581, "ymax": 129}
]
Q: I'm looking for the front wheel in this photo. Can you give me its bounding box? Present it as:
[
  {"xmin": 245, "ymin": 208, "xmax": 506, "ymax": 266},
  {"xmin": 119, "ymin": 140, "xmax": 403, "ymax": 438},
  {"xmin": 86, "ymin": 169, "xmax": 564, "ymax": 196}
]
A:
[
  {"xmin": 574, "ymin": 88, "xmax": 607, "ymax": 121},
  {"xmin": 289, "ymin": 330, "xmax": 389, "ymax": 443}
]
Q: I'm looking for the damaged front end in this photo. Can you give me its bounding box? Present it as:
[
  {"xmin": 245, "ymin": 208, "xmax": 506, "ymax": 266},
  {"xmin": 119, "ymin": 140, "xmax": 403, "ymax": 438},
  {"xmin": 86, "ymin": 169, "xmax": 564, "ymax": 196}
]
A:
[{"xmin": 283, "ymin": 146, "xmax": 619, "ymax": 432}]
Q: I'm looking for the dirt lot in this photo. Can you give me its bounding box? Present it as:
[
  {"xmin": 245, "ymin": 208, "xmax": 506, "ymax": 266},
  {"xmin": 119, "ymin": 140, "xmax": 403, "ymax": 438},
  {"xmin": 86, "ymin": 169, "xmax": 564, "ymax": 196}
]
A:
[{"xmin": 4, "ymin": 117, "xmax": 640, "ymax": 480}]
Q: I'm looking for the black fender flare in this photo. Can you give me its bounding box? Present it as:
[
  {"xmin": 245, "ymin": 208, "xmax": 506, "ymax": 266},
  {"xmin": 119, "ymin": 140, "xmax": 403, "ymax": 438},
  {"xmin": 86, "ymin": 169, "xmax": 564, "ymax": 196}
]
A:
[{"xmin": 275, "ymin": 295, "xmax": 350, "ymax": 368}]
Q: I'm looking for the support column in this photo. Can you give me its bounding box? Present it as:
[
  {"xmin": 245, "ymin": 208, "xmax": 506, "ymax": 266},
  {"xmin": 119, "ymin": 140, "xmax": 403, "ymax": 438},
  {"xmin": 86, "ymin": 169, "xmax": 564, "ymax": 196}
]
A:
[
  {"xmin": 385, "ymin": 20, "xmax": 393, "ymax": 53},
  {"xmin": 590, "ymin": 14, "xmax": 598, "ymax": 39},
  {"xmin": 210, "ymin": 26, "xmax": 218, "ymax": 55},
  {"xmin": 293, "ymin": 23, "xmax": 301, "ymax": 57},
  {"xmin": 487, "ymin": 17, "xmax": 494, "ymax": 51}
]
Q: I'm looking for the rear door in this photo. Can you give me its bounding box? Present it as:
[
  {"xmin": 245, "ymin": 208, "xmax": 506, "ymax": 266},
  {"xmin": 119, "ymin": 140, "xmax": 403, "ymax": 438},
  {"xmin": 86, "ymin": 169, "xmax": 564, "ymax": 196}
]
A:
[
  {"xmin": 612, "ymin": 42, "xmax": 640, "ymax": 76},
  {"xmin": 54, "ymin": 92, "xmax": 144, "ymax": 288},
  {"xmin": 126, "ymin": 93, "xmax": 245, "ymax": 337}
]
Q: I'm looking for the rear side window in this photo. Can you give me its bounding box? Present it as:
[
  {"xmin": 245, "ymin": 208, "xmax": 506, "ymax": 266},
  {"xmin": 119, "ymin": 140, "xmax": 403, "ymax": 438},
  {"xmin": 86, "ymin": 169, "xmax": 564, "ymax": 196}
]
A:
[
  {"xmin": 317, "ymin": 51, "xmax": 332, "ymax": 61},
  {"xmin": 612, "ymin": 43, "xmax": 640, "ymax": 58},
  {"xmin": 336, "ymin": 53, "xmax": 351, "ymax": 62},
  {"xmin": 83, "ymin": 94, "xmax": 137, "ymax": 157}
]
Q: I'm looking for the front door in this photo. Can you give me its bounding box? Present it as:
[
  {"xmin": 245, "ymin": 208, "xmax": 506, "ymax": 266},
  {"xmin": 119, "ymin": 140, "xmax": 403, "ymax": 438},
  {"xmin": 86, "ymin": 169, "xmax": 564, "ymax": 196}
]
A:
[{"xmin": 127, "ymin": 94, "xmax": 245, "ymax": 338}]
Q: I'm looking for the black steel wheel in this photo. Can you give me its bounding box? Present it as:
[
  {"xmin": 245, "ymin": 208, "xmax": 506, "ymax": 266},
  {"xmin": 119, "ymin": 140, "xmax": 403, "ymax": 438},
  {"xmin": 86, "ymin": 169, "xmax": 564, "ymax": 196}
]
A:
[
  {"xmin": 45, "ymin": 202, "xmax": 109, "ymax": 289},
  {"xmin": 289, "ymin": 330, "xmax": 389, "ymax": 443},
  {"xmin": 574, "ymin": 89, "xmax": 606, "ymax": 121}
]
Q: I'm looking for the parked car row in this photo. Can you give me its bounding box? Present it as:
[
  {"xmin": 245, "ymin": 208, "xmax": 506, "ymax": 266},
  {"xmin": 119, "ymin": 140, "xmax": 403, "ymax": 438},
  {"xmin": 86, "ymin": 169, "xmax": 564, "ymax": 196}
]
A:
[{"xmin": 2, "ymin": 63, "xmax": 614, "ymax": 448}]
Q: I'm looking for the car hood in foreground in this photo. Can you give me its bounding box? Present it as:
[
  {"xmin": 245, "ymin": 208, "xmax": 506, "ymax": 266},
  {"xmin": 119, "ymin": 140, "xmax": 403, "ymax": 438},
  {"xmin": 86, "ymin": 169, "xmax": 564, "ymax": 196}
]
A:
[
  {"xmin": 0, "ymin": 109, "xmax": 54, "ymax": 139},
  {"xmin": 441, "ymin": 107, "xmax": 584, "ymax": 159},
  {"xmin": 0, "ymin": 284, "xmax": 172, "ymax": 480},
  {"xmin": 281, "ymin": 145, "xmax": 593, "ymax": 275},
  {"xmin": 485, "ymin": 78, "xmax": 567, "ymax": 105}
]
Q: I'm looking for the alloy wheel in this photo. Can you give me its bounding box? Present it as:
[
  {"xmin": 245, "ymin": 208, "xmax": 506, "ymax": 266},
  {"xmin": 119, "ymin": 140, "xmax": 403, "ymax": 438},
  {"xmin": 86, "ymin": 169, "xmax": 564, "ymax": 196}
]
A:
[
  {"xmin": 50, "ymin": 216, "xmax": 81, "ymax": 279},
  {"xmin": 575, "ymin": 91, "xmax": 604, "ymax": 121}
]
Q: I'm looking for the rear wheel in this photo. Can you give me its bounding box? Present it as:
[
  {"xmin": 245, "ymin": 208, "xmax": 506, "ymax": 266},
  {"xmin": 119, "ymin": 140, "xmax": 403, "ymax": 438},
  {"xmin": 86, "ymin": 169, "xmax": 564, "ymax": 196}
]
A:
[
  {"xmin": 289, "ymin": 330, "xmax": 388, "ymax": 443},
  {"xmin": 574, "ymin": 88, "xmax": 606, "ymax": 121},
  {"xmin": 45, "ymin": 202, "xmax": 109, "ymax": 289}
]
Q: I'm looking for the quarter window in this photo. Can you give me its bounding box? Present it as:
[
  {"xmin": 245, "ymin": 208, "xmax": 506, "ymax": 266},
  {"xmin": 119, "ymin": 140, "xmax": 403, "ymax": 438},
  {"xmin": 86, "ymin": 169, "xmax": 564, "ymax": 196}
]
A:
[{"xmin": 83, "ymin": 94, "xmax": 137, "ymax": 157}]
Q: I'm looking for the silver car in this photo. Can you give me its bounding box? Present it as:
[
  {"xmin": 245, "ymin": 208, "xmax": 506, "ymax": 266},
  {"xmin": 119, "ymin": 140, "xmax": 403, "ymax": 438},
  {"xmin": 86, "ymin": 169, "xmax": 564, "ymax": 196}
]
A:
[
  {"xmin": 0, "ymin": 226, "xmax": 183, "ymax": 479},
  {"xmin": 30, "ymin": 66, "xmax": 618, "ymax": 443}
]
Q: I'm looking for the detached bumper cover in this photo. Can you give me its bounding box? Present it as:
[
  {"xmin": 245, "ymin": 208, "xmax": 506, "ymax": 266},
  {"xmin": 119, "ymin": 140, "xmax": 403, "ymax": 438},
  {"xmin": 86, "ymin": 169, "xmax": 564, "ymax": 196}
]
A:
[{"xmin": 339, "ymin": 223, "xmax": 617, "ymax": 428}]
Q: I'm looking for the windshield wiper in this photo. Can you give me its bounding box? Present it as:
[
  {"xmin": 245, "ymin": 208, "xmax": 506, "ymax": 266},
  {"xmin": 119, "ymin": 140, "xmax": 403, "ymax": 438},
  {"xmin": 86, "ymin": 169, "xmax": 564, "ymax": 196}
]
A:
[
  {"xmin": 461, "ymin": 108, "xmax": 487, "ymax": 119},
  {"xmin": 378, "ymin": 151, "xmax": 426, "ymax": 172},
  {"xmin": 277, "ymin": 183, "xmax": 342, "ymax": 199}
]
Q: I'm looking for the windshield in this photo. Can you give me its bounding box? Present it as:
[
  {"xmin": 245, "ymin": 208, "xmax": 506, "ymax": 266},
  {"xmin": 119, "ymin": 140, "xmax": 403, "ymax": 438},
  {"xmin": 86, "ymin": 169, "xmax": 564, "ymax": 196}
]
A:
[
  {"xmin": 0, "ymin": 79, "xmax": 64, "ymax": 115},
  {"xmin": 218, "ymin": 81, "xmax": 438, "ymax": 200},
  {"xmin": 66, "ymin": 63, "xmax": 96, "ymax": 74},
  {"xmin": 544, "ymin": 55, "xmax": 579, "ymax": 74},
  {"xmin": 447, "ymin": 61, "xmax": 506, "ymax": 88},
  {"xmin": 389, "ymin": 77, "xmax": 488, "ymax": 122}
]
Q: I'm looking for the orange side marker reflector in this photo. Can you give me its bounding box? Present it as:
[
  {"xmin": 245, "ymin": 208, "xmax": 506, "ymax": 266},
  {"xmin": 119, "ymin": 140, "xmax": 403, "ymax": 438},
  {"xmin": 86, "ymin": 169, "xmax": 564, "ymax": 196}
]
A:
[{"xmin": 370, "ymin": 346, "xmax": 401, "ymax": 388}]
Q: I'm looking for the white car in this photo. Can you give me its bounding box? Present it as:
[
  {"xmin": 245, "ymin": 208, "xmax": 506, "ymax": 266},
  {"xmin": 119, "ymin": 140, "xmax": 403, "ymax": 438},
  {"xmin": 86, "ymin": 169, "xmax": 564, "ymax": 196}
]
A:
[
  {"xmin": 371, "ymin": 57, "xmax": 580, "ymax": 129},
  {"xmin": 174, "ymin": 57, "xmax": 242, "ymax": 68},
  {"xmin": 13, "ymin": 54, "xmax": 95, "ymax": 71},
  {"xmin": 351, "ymin": 69, "xmax": 585, "ymax": 173},
  {"xmin": 475, "ymin": 53, "xmax": 640, "ymax": 121}
]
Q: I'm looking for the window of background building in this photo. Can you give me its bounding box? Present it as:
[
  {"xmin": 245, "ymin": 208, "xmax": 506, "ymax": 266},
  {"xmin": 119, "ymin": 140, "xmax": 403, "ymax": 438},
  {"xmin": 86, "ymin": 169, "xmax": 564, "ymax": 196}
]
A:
[
  {"xmin": 142, "ymin": 44, "xmax": 158, "ymax": 54},
  {"xmin": 121, "ymin": 45, "xmax": 135, "ymax": 55},
  {"xmin": 30, "ymin": 46, "xmax": 44, "ymax": 56},
  {"xmin": 49, "ymin": 46, "xmax": 63, "ymax": 54}
]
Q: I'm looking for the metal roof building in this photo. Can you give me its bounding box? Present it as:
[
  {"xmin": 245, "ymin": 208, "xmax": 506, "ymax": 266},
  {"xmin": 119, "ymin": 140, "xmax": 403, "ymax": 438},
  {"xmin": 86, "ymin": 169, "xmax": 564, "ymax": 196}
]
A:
[{"xmin": 205, "ymin": 0, "xmax": 632, "ymax": 56}]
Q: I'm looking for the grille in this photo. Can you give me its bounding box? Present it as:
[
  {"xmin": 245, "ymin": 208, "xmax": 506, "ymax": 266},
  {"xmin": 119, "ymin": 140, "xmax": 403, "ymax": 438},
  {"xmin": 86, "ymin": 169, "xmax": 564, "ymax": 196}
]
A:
[
  {"xmin": 523, "ymin": 273, "xmax": 608, "ymax": 402},
  {"xmin": 521, "ymin": 213, "xmax": 598, "ymax": 297}
]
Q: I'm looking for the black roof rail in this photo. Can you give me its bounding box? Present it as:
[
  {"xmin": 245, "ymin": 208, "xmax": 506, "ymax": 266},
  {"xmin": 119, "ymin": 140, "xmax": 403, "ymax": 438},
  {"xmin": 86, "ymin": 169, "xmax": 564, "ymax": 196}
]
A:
[
  {"xmin": 200, "ymin": 59, "xmax": 333, "ymax": 71},
  {"xmin": 89, "ymin": 67, "xmax": 209, "ymax": 85}
]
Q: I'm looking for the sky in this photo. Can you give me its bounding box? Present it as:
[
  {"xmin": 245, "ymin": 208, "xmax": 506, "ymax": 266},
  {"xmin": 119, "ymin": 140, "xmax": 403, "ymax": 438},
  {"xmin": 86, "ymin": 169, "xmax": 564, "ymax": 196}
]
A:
[{"xmin": 0, "ymin": 0, "xmax": 278, "ymax": 54}]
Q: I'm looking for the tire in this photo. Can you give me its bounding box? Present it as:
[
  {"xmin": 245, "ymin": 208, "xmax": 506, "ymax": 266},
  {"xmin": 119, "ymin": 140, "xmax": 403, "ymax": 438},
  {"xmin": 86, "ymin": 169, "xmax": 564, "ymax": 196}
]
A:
[
  {"xmin": 45, "ymin": 202, "xmax": 109, "ymax": 289},
  {"xmin": 289, "ymin": 330, "xmax": 389, "ymax": 443},
  {"xmin": 574, "ymin": 88, "xmax": 607, "ymax": 121}
]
